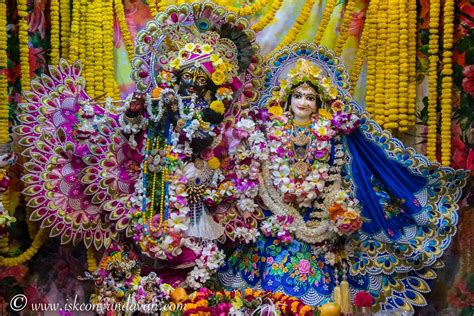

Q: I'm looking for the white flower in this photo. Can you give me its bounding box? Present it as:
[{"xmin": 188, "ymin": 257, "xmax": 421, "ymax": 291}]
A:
[
  {"xmin": 237, "ymin": 198, "xmax": 257, "ymax": 213},
  {"xmin": 236, "ymin": 118, "xmax": 255, "ymax": 132},
  {"xmin": 168, "ymin": 212, "xmax": 189, "ymax": 232}
]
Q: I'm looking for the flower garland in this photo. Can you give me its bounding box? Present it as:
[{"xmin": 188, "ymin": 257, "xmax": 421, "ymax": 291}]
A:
[
  {"xmin": 103, "ymin": 0, "xmax": 119, "ymax": 99},
  {"xmin": 17, "ymin": 0, "xmax": 30, "ymax": 95},
  {"xmin": 50, "ymin": 0, "xmax": 60, "ymax": 65},
  {"xmin": 93, "ymin": 0, "xmax": 104, "ymax": 96},
  {"xmin": 60, "ymin": 0, "xmax": 70, "ymax": 58},
  {"xmin": 114, "ymin": 0, "xmax": 134, "ymax": 62},
  {"xmin": 0, "ymin": 229, "xmax": 48, "ymax": 267},
  {"xmin": 335, "ymin": 0, "xmax": 356, "ymax": 56},
  {"xmin": 251, "ymin": 0, "xmax": 284, "ymax": 32},
  {"xmin": 363, "ymin": 0, "xmax": 378, "ymax": 115},
  {"xmin": 407, "ymin": 0, "xmax": 417, "ymax": 127},
  {"xmin": 398, "ymin": 0, "xmax": 409, "ymax": 132},
  {"xmin": 156, "ymin": 0, "xmax": 167, "ymax": 12},
  {"xmin": 314, "ymin": 0, "xmax": 337, "ymax": 45},
  {"xmin": 68, "ymin": 0, "xmax": 81, "ymax": 61},
  {"xmin": 83, "ymin": 0, "xmax": 95, "ymax": 97},
  {"xmin": 373, "ymin": 0, "xmax": 387, "ymax": 126},
  {"xmin": 268, "ymin": 0, "xmax": 316, "ymax": 59},
  {"xmin": 0, "ymin": 0, "xmax": 8, "ymax": 143},
  {"xmin": 384, "ymin": 0, "xmax": 399, "ymax": 130},
  {"xmin": 216, "ymin": 0, "xmax": 271, "ymax": 16},
  {"xmin": 440, "ymin": 0, "xmax": 454, "ymax": 165},
  {"xmin": 87, "ymin": 248, "xmax": 97, "ymax": 272},
  {"xmin": 148, "ymin": 0, "xmax": 158, "ymax": 17},
  {"xmin": 426, "ymin": 0, "xmax": 441, "ymax": 160}
]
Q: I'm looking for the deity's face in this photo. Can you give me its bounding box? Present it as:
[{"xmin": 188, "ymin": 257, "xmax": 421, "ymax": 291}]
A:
[
  {"xmin": 177, "ymin": 66, "xmax": 212, "ymax": 99},
  {"xmin": 289, "ymin": 83, "xmax": 318, "ymax": 123}
]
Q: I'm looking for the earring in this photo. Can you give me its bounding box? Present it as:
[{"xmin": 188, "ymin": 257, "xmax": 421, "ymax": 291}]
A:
[{"xmin": 204, "ymin": 90, "xmax": 212, "ymax": 103}]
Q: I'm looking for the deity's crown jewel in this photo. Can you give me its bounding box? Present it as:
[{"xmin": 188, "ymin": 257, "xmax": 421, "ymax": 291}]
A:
[{"xmin": 275, "ymin": 58, "xmax": 339, "ymax": 104}]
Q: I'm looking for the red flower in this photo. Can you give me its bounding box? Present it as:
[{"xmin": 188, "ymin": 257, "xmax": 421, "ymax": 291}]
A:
[
  {"xmin": 462, "ymin": 65, "xmax": 474, "ymax": 97},
  {"xmin": 354, "ymin": 291, "xmax": 374, "ymax": 307}
]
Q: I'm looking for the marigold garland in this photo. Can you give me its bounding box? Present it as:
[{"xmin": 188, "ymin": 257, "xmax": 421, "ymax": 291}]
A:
[
  {"xmin": 407, "ymin": 0, "xmax": 417, "ymax": 127},
  {"xmin": 17, "ymin": 0, "xmax": 31, "ymax": 95},
  {"xmin": 0, "ymin": 229, "xmax": 48, "ymax": 267},
  {"xmin": 440, "ymin": 0, "xmax": 454, "ymax": 165},
  {"xmin": 149, "ymin": 0, "xmax": 158, "ymax": 17},
  {"xmin": 373, "ymin": 0, "xmax": 387, "ymax": 126},
  {"xmin": 268, "ymin": 0, "xmax": 316, "ymax": 59},
  {"xmin": 314, "ymin": 0, "xmax": 337, "ymax": 44},
  {"xmin": 60, "ymin": 0, "xmax": 70, "ymax": 58},
  {"xmin": 384, "ymin": 0, "xmax": 400, "ymax": 130},
  {"xmin": 349, "ymin": 19, "xmax": 368, "ymax": 94},
  {"xmin": 93, "ymin": 0, "xmax": 104, "ymax": 95},
  {"xmin": 68, "ymin": 0, "xmax": 81, "ymax": 61},
  {"xmin": 0, "ymin": 0, "xmax": 8, "ymax": 144},
  {"xmin": 0, "ymin": 235, "xmax": 8, "ymax": 254},
  {"xmin": 156, "ymin": 0, "xmax": 167, "ymax": 12},
  {"xmin": 87, "ymin": 248, "xmax": 98, "ymax": 272},
  {"xmin": 397, "ymin": 0, "xmax": 409, "ymax": 132},
  {"xmin": 251, "ymin": 0, "xmax": 284, "ymax": 32},
  {"xmin": 114, "ymin": 0, "xmax": 135, "ymax": 63},
  {"xmin": 83, "ymin": 0, "xmax": 96, "ymax": 97},
  {"xmin": 50, "ymin": 0, "xmax": 60, "ymax": 65},
  {"xmin": 103, "ymin": 0, "xmax": 119, "ymax": 99},
  {"xmin": 335, "ymin": 0, "xmax": 356, "ymax": 56},
  {"xmin": 426, "ymin": 0, "xmax": 441, "ymax": 160},
  {"xmin": 216, "ymin": 0, "xmax": 271, "ymax": 16},
  {"xmin": 364, "ymin": 0, "xmax": 379, "ymax": 115}
]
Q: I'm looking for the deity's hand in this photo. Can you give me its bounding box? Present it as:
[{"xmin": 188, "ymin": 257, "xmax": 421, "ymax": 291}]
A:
[{"xmin": 126, "ymin": 92, "xmax": 146, "ymax": 118}]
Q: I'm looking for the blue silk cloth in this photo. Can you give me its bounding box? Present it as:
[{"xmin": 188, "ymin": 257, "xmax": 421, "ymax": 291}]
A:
[{"xmin": 219, "ymin": 116, "xmax": 468, "ymax": 309}]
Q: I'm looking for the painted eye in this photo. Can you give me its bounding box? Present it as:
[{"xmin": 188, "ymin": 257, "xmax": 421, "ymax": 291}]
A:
[{"xmin": 182, "ymin": 73, "xmax": 192, "ymax": 80}]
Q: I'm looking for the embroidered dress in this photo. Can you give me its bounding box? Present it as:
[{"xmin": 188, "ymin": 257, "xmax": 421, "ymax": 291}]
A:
[{"xmin": 218, "ymin": 44, "xmax": 468, "ymax": 310}]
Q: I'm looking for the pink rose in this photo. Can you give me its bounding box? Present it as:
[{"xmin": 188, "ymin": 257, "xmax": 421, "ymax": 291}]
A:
[{"xmin": 298, "ymin": 259, "xmax": 311, "ymax": 274}]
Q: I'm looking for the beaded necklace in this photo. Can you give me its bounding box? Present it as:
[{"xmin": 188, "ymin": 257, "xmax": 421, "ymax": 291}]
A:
[{"xmin": 141, "ymin": 119, "xmax": 171, "ymax": 238}]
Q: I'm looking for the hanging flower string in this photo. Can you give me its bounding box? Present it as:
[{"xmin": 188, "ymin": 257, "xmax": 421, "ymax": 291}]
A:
[
  {"xmin": 335, "ymin": 0, "xmax": 356, "ymax": 56},
  {"xmin": 314, "ymin": 0, "xmax": 337, "ymax": 44},
  {"xmin": 87, "ymin": 248, "xmax": 98, "ymax": 272},
  {"xmin": 251, "ymin": 0, "xmax": 284, "ymax": 32},
  {"xmin": 398, "ymin": 0, "xmax": 409, "ymax": 132},
  {"xmin": 68, "ymin": 0, "xmax": 81, "ymax": 61},
  {"xmin": 440, "ymin": 0, "xmax": 454, "ymax": 165},
  {"xmin": 364, "ymin": 0, "xmax": 379, "ymax": 115},
  {"xmin": 60, "ymin": 0, "xmax": 70, "ymax": 58},
  {"xmin": 0, "ymin": 0, "xmax": 8, "ymax": 143},
  {"xmin": 114, "ymin": 0, "xmax": 134, "ymax": 62},
  {"xmin": 384, "ymin": 0, "xmax": 399, "ymax": 130},
  {"xmin": 426, "ymin": 0, "xmax": 441, "ymax": 161},
  {"xmin": 373, "ymin": 0, "xmax": 387, "ymax": 126},
  {"xmin": 216, "ymin": 0, "xmax": 271, "ymax": 16},
  {"xmin": 103, "ymin": 0, "xmax": 119, "ymax": 99},
  {"xmin": 50, "ymin": 0, "xmax": 61, "ymax": 65},
  {"xmin": 407, "ymin": 0, "xmax": 417, "ymax": 127},
  {"xmin": 268, "ymin": 0, "xmax": 316, "ymax": 59},
  {"xmin": 0, "ymin": 229, "xmax": 48, "ymax": 267},
  {"xmin": 17, "ymin": 0, "xmax": 31, "ymax": 95}
]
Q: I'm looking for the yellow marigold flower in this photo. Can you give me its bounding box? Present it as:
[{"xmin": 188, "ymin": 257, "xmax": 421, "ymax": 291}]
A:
[
  {"xmin": 170, "ymin": 58, "xmax": 181, "ymax": 69},
  {"xmin": 268, "ymin": 105, "xmax": 283, "ymax": 117},
  {"xmin": 318, "ymin": 108, "xmax": 333, "ymax": 120},
  {"xmin": 184, "ymin": 43, "xmax": 195, "ymax": 52},
  {"xmin": 208, "ymin": 157, "xmax": 221, "ymax": 170},
  {"xmin": 210, "ymin": 100, "xmax": 226, "ymax": 115},
  {"xmin": 211, "ymin": 70, "xmax": 227, "ymax": 85},
  {"xmin": 152, "ymin": 87, "xmax": 162, "ymax": 98},
  {"xmin": 210, "ymin": 54, "xmax": 222, "ymax": 66},
  {"xmin": 202, "ymin": 44, "xmax": 213, "ymax": 54},
  {"xmin": 331, "ymin": 100, "xmax": 344, "ymax": 112},
  {"xmin": 318, "ymin": 126, "xmax": 328, "ymax": 136}
]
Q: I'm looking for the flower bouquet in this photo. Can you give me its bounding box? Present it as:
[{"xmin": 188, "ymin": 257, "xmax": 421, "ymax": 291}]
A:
[{"xmin": 353, "ymin": 291, "xmax": 375, "ymax": 315}]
